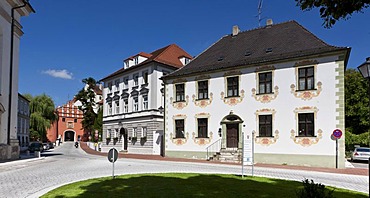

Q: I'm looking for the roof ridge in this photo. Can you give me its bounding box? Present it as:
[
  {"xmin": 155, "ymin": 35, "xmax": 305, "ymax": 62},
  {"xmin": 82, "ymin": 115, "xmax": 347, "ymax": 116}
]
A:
[
  {"xmin": 153, "ymin": 44, "xmax": 175, "ymax": 61},
  {"xmin": 236, "ymin": 20, "xmax": 296, "ymax": 35}
]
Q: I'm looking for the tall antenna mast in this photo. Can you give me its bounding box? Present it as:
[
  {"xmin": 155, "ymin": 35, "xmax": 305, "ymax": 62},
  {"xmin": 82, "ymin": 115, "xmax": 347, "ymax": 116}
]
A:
[{"xmin": 257, "ymin": 0, "xmax": 263, "ymax": 27}]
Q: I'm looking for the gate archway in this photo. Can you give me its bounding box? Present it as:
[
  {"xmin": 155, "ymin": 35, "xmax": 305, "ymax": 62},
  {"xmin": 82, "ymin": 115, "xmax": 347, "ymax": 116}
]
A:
[{"xmin": 64, "ymin": 130, "xmax": 75, "ymax": 142}]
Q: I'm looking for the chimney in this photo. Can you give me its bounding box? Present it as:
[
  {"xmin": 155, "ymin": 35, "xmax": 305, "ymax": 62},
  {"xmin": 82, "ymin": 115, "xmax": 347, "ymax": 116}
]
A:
[
  {"xmin": 266, "ymin": 19, "xmax": 273, "ymax": 26},
  {"xmin": 232, "ymin": 25, "xmax": 240, "ymax": 36}
]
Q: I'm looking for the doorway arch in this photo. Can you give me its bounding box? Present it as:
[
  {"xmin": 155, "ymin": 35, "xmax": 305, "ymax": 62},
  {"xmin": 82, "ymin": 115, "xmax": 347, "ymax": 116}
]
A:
[
  {"xmin": 220, "ymin": 111, "xmax": 244, "ymax": 149},
  {"xmin": 64, "ymin": 130, "xmax": 75, "ymax": 142}
]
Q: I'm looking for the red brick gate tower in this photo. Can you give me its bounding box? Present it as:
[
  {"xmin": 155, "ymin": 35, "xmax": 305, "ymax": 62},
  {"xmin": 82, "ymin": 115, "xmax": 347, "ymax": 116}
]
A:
[{"xmin": 47, "ymin": 99, "xmax": 85, "ymax": 143}]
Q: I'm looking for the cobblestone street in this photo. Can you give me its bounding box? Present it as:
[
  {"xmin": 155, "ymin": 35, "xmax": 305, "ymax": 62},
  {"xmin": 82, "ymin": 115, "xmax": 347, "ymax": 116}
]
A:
[{"xmin": 0, "ymin": 142, "xmax": 368, "ymax": 198}]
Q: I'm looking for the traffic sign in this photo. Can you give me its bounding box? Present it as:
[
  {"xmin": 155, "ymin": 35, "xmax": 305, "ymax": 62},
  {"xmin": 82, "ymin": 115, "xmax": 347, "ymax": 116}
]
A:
[
  {"xmin": 108, "ymin": 148, "xmax": 118, "ymax": 163},
  {"xmin": 332, "ymin": 129, "xmax": 343, "ymax": 139}
]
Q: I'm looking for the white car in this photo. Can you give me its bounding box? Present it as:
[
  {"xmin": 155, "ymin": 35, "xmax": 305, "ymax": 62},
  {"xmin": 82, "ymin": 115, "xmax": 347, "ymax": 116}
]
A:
[{"xmin": 351, "ymin": 147, "xmax": 370, "ymax": 161}]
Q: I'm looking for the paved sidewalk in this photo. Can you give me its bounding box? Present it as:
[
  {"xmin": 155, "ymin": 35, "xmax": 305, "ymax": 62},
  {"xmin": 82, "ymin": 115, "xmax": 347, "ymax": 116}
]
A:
[{"xmin": 81, "ymin": 142, "xmax": 369, "ymax": 176}]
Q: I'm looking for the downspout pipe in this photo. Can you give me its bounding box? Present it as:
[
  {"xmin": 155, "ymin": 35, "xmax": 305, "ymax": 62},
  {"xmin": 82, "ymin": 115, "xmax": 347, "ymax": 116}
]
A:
[{"xmin": 7, "ymin": 0, "xmax": 30, "ymax": 145}]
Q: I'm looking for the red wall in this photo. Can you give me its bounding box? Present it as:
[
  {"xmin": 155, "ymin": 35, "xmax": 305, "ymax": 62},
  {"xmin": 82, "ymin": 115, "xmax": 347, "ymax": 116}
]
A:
[{"xmin": 47, "ymin": 100, "xmax": 86, "ymax": 142}]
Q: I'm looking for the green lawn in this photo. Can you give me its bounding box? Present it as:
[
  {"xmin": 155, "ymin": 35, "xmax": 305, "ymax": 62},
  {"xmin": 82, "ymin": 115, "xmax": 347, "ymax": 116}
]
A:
[{"xmin": 41, "ymin": 173, "xmax": 367, "ymax": 198}]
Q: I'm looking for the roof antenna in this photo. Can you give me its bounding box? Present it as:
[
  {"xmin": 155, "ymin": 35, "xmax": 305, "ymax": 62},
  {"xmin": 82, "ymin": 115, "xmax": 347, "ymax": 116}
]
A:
[{"xmin": 257, "ymin": 0, "xmax": 263, "ymax": 27}]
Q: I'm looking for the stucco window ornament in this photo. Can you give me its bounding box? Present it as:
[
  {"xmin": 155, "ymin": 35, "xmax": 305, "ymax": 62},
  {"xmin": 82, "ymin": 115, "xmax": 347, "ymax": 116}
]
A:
[
  {"xmin": 220, "ymin": 89, "xmax": 245, "ymax": 106},
  {"xmin": 254, "ymin": 130, "xmax": 279, "ymax": 146},
  {"xmin": 192, "ymin": 93, "xmax": 213, "ymax": 108},
  {"xmin": 170, "ymin": 95, "xmax": 189, "ymax": 110},
  {"xmin": 169, "ymin": 132, "xmax": 189, "ymax": 145},
  {"xmin": 192, "ymin": 132, "xmax": 213, "ymax": 145},
  {"xmin": 251, "ymin": 86, "xmax": 279, "ymax": 103},
  {"xmin": 290, "ymin": 129, "xmax": 323, "ymax": 146},
  {"xmin": 290, "ymin": 82, "xmax": 322, "ymax": 100}
]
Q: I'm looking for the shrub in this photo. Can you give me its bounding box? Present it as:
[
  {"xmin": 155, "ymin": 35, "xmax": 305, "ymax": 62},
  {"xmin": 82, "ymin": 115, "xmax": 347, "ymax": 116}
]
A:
[{"xmin": 296, "ymin": 179, "xmax": 334, "ymax": 198}]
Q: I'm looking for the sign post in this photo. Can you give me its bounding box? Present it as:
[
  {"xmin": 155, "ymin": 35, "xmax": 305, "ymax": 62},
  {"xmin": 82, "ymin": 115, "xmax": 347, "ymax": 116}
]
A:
[
  {"xmin": 332, "ymin": 129, "xmax": 343, "ymax": 169},
  {"xmin": 242, "ymin": 131, "xmax": 254, "ymax": 178},
  {"xmin": 108, "ymin": 148, "xmax": 118, "ymax": 178}
]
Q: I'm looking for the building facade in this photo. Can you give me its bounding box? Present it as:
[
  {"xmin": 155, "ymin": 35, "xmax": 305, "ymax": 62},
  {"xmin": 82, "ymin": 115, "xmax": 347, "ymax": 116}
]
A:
[
  {"xmin": 162, "ymin": 21, "xmax": 350, "ymax": 168},
  {"xmin": 47, "ymin": 100, "xmax": 85, "ymax": 143},
  {"xmin": 101, "ymin": 44, "xmax": 192, "ymax": 155},
  {"xmin": 0, "ymin": 0, "xmax": 34, "ymax": 160},
  {"xmin": 17, "ymin": 93, "xmax": 30, "ymax": 151}
]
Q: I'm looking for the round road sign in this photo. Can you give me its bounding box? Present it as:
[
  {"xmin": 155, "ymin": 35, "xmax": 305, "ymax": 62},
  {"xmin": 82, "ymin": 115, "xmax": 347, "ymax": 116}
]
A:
[
  {"xmin": 108, "ymin": 148, "xmax": 118, "ymax": 163},
  {"xmin": 332, "ymin": 129, "xmax": 343, "ymax": 139}
]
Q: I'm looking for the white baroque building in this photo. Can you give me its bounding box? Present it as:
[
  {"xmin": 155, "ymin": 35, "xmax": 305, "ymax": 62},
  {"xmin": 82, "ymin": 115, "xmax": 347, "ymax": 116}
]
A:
[
  {"xmin": 0, "ymin": 0, "xmax": 34, "ymax": 160},
  {"xmin": 162, "ymin": 21, "xmax": 350, "ymax": 168},
  {"xmin": 101, "ymin": 44, "xmax": 192, "ymax": 155}
]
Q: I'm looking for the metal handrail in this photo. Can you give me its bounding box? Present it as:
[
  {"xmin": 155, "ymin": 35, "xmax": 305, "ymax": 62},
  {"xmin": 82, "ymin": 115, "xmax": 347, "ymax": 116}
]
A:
[{"xmin": 206, "ymin": 139, "xmax": 222, "ymax": 160}]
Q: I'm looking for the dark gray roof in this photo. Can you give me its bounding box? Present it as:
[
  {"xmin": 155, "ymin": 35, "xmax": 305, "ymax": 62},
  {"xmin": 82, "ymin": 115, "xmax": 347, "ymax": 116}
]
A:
[{"xmin": 164, "ymin": 21, "xmax": 349, "ymax": 79}]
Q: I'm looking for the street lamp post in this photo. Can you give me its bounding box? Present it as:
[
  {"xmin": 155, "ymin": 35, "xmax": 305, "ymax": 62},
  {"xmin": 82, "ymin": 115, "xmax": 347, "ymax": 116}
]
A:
[{"xmin": 357, "ymin": 57, "xmax": 370, "ymax": 180}]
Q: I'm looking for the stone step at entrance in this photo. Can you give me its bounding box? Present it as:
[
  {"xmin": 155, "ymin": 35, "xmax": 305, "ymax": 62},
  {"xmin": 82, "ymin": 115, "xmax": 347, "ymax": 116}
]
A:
[{"xmin": 209, "ymin": 149, "xmax": 242, "ymax": 163}]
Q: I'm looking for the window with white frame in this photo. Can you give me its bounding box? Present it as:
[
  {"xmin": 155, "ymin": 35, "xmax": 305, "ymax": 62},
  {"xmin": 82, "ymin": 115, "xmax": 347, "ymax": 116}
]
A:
[
  {"xmin": 133, "ymin": 97, "xmax": 138, "ymax": 112},
  {"xmin": 258, "ymin": 72, "xmax": 272, "ymax": 94},
  {"xmin": 142, "ymin": 127, "xmax": 147, "ymax": 137},
  {"xmin": 133, "ymin": 73, "xmax": 139, "ymax": 86},
  {"xmin": 115, "ymin": 79, "xmax": 120, "ymax": 91},
  {"xmin": 134, "ymin": 57, "xmax": 138, "ymax": 65},
  {"xmin": 298, "ymin": 113, "xmax": 315, "ymax": 137},
  {"xmin": 142, "ymin": 71, "xmax": 149, "ymax": 84},
  {"xmin": 197, "ymin": 80, "xmax": 208, "ymax": 99},
  {"xmin": 108, "ymin": 82, "xmax": 112, "ymax": 93},
  {"xmin": 132, "ymin": 127, "xmax": 137, "ymax": 137},
  {"xmin": 197, "ymin": 118, "xmax": 208, "ymax": 138},
  {"xmin": 175, "ymin": 119, "xmax": 185, "ymax": 138},
  {"xmin": 227, "ymin": 76, "xmax": 239, "ymax": 97},
  {"xmin": 114, "ymin": 129, "xmax": 118, "ymax": 138},
  {"xmin": 298, "ymin": 66, "xmax": 314, "ymax": 90},
  {"xmin": 107, "ymin": 129, "xmax": 111, "ymax": 138},
  {"xmin": 115, "ymin": 101, "xmax": 120, "ymax": 114},
  {"xmin": 108, "ymin": 103, "xmax": 112, "ymax": 115},
  {"xmin": 124, "ymin": 77, "xmax": 129, "ymax": 89},
  {"xmin": 124, "ymin": 99, "xmax": 128, "ymax": 113},
  {"xmin": 258, "ymin": 115, "xmax": 272, "ymax": 137},
  {"xmin": 175, "ymin": 84, "xmax": 185, "ymax": 102},
  {"xmin": 142, "ymin": 95, "xmax": 148, "ymax": 110}
]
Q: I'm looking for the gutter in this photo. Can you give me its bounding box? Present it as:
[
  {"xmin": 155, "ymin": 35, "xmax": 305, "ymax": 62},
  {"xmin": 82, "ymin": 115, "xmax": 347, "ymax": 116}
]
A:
[{"xmin": 7, "ymin": 0, "xmax": 34, "ymax": 145}]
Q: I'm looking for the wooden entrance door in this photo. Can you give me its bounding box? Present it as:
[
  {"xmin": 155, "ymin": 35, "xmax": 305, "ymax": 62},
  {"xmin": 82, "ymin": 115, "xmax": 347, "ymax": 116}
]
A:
[{"xmin": 226, "ymin": 124, "xmax": 239, "ymax": 148}]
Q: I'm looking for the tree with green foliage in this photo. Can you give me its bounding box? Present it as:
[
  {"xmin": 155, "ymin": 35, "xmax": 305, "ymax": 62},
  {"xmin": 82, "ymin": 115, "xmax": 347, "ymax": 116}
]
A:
[
  {"xmin": 28, "ymin": 94, "xmax": 58, "ymax": 141},
  {"xmin": 345, "ymin": 69, "xmax": 369, "ymax": 134},
  {"xmin": 93, "ymin": 107, "xmax": 103, "ymax": 142},
  {"xmin": 75, "ymin": 77, "xmax": 98, "ymax": 141},
  {"xmin": 296, "ymin": 0, "xmax": 370, "ymax": 28}
]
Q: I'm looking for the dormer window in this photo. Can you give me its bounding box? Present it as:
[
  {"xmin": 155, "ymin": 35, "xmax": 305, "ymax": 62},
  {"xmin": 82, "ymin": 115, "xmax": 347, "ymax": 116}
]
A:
[
  {"xmin": 124, "ymin": 61, "xmax": 129, "ymax": 68},
  {"xmin": 134, "ymin": 57, "xmax": 139, "ymax": 65},
  {"xmin": 185, "ymin": 58, "xmax": 190, "ymax": 65}
]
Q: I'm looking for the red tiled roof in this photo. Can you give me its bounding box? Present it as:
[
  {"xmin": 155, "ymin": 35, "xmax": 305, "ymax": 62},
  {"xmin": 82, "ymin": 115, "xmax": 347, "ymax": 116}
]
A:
[
  {"xmin": 101, "ymin": 44, "xmax": 192, "ymax": 81},
  {"xmin": 124, "ymin": 52, "xmax": 153, "ymax": 61}
]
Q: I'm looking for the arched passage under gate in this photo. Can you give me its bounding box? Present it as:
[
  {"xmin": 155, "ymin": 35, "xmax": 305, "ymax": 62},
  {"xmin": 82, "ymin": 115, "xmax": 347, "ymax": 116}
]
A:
[{"xmin": 64, "ymin": 130, "xmax": 75, "ymax": 142}]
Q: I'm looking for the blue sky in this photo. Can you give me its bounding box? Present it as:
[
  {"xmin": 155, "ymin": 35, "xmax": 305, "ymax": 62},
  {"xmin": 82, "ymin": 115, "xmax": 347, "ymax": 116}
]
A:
[{"xmin": 19, "ymin": 0, "xmax": 370, "ymax": 106}]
